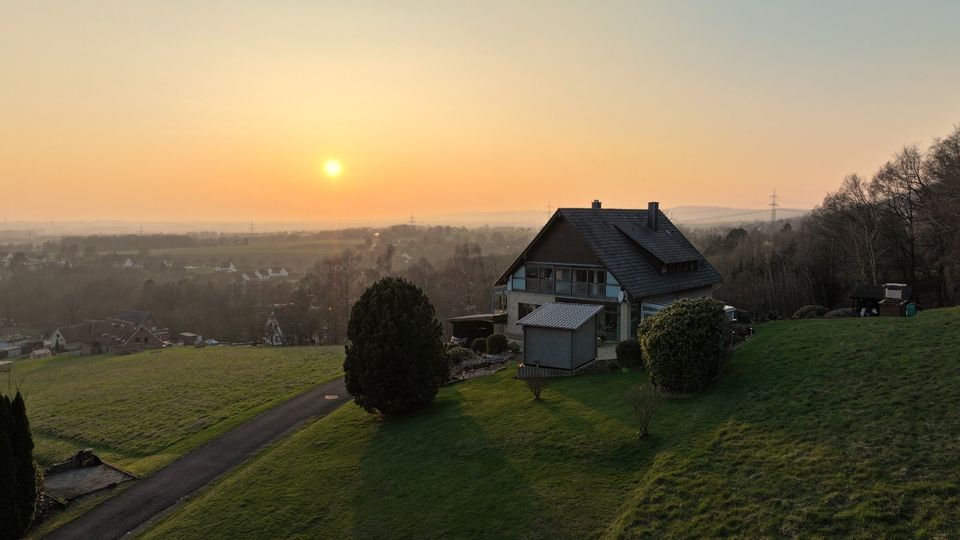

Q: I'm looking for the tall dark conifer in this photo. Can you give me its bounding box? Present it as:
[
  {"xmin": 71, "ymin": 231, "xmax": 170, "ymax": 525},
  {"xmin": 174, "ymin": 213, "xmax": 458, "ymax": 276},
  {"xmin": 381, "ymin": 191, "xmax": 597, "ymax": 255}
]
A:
[
  {"xmin": 344, "ymin": 277, "xmax": 448, "ymax": 416},
  {"xmin": 11, "ymin": 392, "xmax": 37, "ymax": 531}
]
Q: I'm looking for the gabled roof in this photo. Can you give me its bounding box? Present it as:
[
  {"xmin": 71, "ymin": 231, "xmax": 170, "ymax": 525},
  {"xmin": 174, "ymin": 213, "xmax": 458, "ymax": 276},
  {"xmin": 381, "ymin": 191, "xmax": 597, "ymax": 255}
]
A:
[
  {"xmin": 111, "ymin": 310, "xmax": 154, "ymax": 325},
  {"xmin": 498, "ymin": 207, "xmax": 721, "ymax": 298},
  {"xmin": 517, "ymin": 302, "xmax": 603, "ymax": 330}
]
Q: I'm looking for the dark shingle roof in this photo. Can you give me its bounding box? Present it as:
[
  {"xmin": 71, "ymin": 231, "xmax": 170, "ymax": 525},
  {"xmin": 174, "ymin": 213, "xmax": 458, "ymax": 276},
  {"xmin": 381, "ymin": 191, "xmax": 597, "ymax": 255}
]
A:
[
  {"xmin": 111, "ymin": 310, "xmax": 153, "ymax": 325},
  {"xmin": 516, "ymin": 302, "xmax": 603, "ymax": 330},
  {"xmin": 555, "ymin": 208, "xmax": 721, "ymax": 298}
]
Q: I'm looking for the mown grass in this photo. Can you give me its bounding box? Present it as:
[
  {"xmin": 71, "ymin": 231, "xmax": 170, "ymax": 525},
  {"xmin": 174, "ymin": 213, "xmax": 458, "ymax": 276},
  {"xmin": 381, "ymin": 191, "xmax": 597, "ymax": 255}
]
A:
[
  {"xmin": 14, "ymin": 346, "xmax": 343, "ymax": 476},
  {"xmin": 146, "ymin": 309, "xmax": 960, "ymax": 538}
]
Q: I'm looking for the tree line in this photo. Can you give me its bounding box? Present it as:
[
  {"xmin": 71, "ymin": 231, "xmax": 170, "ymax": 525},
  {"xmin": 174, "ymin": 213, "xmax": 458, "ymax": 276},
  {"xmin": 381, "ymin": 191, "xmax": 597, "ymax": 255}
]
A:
[{"xmin": 694, "ymin": 124, "xmax": 960, "ymax": 316}]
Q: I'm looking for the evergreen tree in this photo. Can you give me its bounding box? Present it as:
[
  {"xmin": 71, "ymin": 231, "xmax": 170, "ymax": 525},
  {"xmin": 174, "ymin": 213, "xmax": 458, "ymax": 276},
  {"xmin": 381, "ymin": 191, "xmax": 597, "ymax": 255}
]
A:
[
  {"xmin": 11, "ymin": 392, "xmax": 37, "ymax": 532},
  {"xmin": 344, "ymin": 277, "xmax": 448, "ymax": 416},
  {"xmin": 0, "ymin": 395, "xmax": 21, "ymax": 539},
  {"xmin": 0, "ymin": 392, "xmax": 38, "ymax": 540}
]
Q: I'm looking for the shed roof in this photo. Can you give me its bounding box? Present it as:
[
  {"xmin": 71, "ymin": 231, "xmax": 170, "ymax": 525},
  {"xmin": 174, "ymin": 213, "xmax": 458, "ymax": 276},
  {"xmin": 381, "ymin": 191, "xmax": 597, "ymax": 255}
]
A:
[
  {"xmin": 516, "ymin": 302, "xmax": 603, "ymax": 330},
  {"xmin": 447, "ymin": 312, "xmax": 508, "ymax": 323}
]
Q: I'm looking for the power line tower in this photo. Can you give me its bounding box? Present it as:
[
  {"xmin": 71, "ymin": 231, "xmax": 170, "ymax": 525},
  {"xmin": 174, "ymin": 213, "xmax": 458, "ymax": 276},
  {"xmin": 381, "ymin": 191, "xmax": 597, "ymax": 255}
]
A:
[
  {"xmin": 545, "ymin": 203, "xmax": 553, "ymax": 219},
  {"xmin": 409, "ymin": 213, "xmax": 417, "ymax": 226},
  {"xmin": 249, "ymin": 222, "xmax": 255, "ymax": 235},
  {"xmin": 769, "ymin": 189, "xmax": 780, "ymax": 223}
]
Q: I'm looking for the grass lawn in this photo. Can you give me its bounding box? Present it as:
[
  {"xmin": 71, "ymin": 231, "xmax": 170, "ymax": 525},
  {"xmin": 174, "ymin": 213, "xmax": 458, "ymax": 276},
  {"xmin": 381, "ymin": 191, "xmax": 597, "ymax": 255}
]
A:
[
  {"xmin": 14, "ymin": 346, "xmax": 343, "ymax": 476},
  {"xmin": 146, "ymin": 308, "xmax": 960, "ymax": 539}
]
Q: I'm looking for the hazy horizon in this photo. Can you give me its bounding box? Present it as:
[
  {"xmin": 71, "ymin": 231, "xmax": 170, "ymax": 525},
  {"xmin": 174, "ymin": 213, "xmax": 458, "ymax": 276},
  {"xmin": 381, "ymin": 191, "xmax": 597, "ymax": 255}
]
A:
[{"xmin": 3, "ymin": 1, "xmax": 959, "ymax": 222}]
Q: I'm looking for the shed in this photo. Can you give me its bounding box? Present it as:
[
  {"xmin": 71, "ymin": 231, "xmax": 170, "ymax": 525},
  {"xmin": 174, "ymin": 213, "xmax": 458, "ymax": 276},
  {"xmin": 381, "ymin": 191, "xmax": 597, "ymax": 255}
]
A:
[{"xmin": 517, "ymin": 302, "xmax": 602, "ymax": 370}]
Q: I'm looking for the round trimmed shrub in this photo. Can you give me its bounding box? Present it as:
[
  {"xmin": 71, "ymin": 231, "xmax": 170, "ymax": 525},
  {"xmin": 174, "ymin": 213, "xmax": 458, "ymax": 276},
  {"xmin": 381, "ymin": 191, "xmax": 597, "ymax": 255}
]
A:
[
  {"xmin": 344, "ymin": 277, "xmax": 448, "ymax": 416},
  {"xmin": 471, "ymin": 337, "xmax": 487, "ymax": 353},
  {"xmin": 640, "ymin": 298, "xmax": 727, "ymax": 395},
  {"xmin": 792, "ymin": 305, "xmax": 828, "ymax": 319},
  {"xmin": 615, "ymin": 338, "xmax": 643, "ymax": 368},
  {"xmin": 485, "ymin": 333, "xmax": 509, "ymax": 354},
  {"xmin": 507, "ymin": 341, "xmax": 520, "ymax": 354},
  {"xmin": 447, "ymin": 346, "xmax": 474, "ymax": 365}
]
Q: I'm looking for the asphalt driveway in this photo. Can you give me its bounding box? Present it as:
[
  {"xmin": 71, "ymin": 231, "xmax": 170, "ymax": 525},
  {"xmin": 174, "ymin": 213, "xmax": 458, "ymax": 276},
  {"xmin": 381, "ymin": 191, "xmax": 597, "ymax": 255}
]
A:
[{"xmin": 45, "ymin": 378, "xmax": 349, "ymax": 539}]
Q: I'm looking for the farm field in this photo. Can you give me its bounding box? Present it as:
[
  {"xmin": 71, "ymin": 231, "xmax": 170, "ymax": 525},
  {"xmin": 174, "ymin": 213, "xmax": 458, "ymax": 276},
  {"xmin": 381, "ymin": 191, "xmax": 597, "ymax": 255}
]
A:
[
  {"xmin": 15, "ymin": 346, "xmax": 344, "ymax": 476},
  {"xmin": 146, "ymin": 308, "xmax": 960, "ymax": 538}
]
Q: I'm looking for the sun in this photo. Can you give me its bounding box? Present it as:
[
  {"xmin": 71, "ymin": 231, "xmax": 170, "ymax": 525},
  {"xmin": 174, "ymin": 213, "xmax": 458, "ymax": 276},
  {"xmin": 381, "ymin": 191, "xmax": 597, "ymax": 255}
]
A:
[{"xmin": 323, "ymin": 159, "xmax": 343, "ymax": 178}]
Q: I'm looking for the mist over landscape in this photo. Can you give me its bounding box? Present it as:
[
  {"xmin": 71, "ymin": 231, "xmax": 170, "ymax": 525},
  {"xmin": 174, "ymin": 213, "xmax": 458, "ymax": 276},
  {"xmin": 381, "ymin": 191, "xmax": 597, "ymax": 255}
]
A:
[{"xmin": 2, "ymin": 1, "xmax": 959, "ymax": 539}]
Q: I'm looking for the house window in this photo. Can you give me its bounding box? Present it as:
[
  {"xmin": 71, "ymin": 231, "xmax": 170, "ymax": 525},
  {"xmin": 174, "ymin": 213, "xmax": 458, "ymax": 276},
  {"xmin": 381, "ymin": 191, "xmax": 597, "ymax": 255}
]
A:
[
  {"xmin": 555, "ymin": 266, "xmax": 572, "ymax": 294},
  {"xmin": 526, "ymin": 264, "xmax": 540, "ymax": 293},
  {"xmin": 572, "ymin": 268, "xmax": 589, "ymax": 296},
  {"xmin": 518, "ymin": 303, "xmax": 540, "ymax": 319},
  {"xmin": 588, "ymin": 269, "xmax": 606, "ymax": 297},
  {"xmin": 662, "ymin": 261, "xmax": 698, "ymax": 274},
  {"xmin": 511, "ymin": 266, "xmax": 526, "ymax": 291},
  {"xmin": 540, "ymin": 266, "xmax": 554, "ymax": 294},
  {"xmin": 605, "ymin": 272, "xmax": 621, "ymax": 299}
]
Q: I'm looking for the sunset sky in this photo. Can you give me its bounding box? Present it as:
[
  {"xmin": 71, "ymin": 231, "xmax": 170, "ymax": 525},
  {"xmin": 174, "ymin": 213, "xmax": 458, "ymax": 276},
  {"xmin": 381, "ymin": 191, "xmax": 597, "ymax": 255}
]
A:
[{"xmin": 2, "ymin": 1, "xmax": 959, "ymax": 224}]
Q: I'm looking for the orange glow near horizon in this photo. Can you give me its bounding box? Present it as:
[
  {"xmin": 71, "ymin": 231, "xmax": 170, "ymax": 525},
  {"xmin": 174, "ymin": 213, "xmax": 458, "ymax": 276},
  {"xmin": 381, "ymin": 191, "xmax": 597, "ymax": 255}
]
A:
[{"xmin": 1, "ymin": 2, "xmax": 959, "ymax": 224}]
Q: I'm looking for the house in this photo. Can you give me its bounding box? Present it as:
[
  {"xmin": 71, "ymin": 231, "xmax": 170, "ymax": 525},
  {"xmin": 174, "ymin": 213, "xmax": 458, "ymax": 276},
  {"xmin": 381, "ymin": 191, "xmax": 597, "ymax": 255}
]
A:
[
  {"xmin": 215, "ymin": 261, "xmax": 237, "ymax": 273},
  {"xmin": 111, "ymin": 310, "xmax": 169, "ymax": 340},
  {"xmin": 264, "ymin": 303, "xmax": 317, "ymax": 345},
  {"xmin": 51, "ymin": 310, "xmax": 167, "ymax": 355},
  {"xmin": 113, "ymin": 258, "xmax": 143, "ymax": 270},
  {"xmin": 517, "ymin": 302, "xmax": 603, "ymax": 370},
  {"xmin": 494, "ymin": 200, "xmax": 721, "ymax": 343},
  {"xmin": 177, "ymin": 332, "xmax": 203, "ymax": 346}
]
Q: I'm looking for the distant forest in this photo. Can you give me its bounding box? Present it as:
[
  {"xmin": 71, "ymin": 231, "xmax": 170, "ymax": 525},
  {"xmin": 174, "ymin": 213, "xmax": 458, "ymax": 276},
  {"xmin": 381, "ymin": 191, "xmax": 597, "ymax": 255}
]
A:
[{"xmin": 1, "ymin": 125, "xmax": 957, "ymax": 343}]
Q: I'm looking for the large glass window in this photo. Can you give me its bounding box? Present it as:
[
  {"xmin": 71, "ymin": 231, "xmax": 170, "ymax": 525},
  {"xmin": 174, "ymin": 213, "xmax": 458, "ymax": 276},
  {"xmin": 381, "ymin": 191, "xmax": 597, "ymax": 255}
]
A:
[
  {"xmin": 540, "ymin": 266, "xmax": 554, "ymax": 294},
  {"xmin": 589, "ymin": 269, "xmax": 606, "ymax": 297},
  {"xmin": 605, "ymin": 271, "xmax": 621, "ymax": 299},
  {"xmin": 518, "ymin": 303, "xmax": 540, "ymax": 319},
  {"xmin": 511, "ymin": 266, "xmax": 526, "ymax": 291},
  {"xmin": 573, "ymin": 268, "xmax": 589, "ymax": 296},
  {"xmin": 525, "ymin": 264, "xmax": 540, "ymax": 293},
  {"xmin": 555, "ymin": 266, "xmax": 571, "ymax": 294}
]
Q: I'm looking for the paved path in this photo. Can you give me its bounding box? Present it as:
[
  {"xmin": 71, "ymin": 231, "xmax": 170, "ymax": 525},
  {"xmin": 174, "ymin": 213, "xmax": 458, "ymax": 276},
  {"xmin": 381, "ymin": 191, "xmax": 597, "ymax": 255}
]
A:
[{"xmin": 46, "ymin": 378, "xmax": 349, "ymax": 540}]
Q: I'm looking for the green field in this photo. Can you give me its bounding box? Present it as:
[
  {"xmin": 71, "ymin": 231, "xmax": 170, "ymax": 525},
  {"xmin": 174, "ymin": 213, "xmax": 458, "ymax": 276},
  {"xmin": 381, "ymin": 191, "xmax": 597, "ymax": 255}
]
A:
[
  {"xmin": 146, "ymin": 308, "xmax": 960, "ymax": 538},
  {"xmin": 15, "ymin": 346, "xmax": 343, "ymax": 476}
]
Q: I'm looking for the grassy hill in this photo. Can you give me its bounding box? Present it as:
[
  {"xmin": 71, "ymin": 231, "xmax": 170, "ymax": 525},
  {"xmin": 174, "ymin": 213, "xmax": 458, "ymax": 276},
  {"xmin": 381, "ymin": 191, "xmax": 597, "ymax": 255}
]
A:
[
  {"xmin": 143, "ymin": 308, "xmax": 960, "ymax": 538},
  {"xmin": 14, "ymin": 346, "xmax": 344, "ymax": 475}
]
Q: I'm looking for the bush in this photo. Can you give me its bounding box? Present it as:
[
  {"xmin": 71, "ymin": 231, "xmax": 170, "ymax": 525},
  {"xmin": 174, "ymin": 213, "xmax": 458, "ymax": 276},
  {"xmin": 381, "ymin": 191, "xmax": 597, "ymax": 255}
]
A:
[
  {"xmin": 824, "ymin": 308, "xmax": 854, "ymax": 319},
  {"xmin": 525, "ymin": 377, "xmax": 549, "ymax": 400},
  {"xmin": 624, "ymin": 383, "xmax": 663, "ymax": 438},
  {"xmin": 485, "ymin": 333, "xmax": 509, "ymax": 354},
  {"xmin": 447, "ymin": 346, "xmax": 474, "ymax": 365},
  {"xmin": 471, "ymin": 337, "xmax": 487, "ymax": 353},
  {"xmin": 344, "ymin": 277, "xmax": 448, "ymax": 416},
  {"xmin": 507, "ymin": 341, "xmax": 520, "ymax": 354},
  {"xmin": 615, "ymin": 338, "xmax": 643, "ymax": 368},
  {"xmin": 792, "ymin": 305, "xmax": 828, "ymax": 319},
  {"xmin": 640, "ymin": 298, "xmax": 727, "ymax": 395}
]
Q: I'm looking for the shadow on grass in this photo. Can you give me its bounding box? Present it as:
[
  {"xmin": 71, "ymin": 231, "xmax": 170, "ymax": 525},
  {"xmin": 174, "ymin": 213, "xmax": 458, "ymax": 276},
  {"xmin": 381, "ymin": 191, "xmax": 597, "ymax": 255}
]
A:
[{"xmin": 353, "ymin": 389, "xmax": 551, "ymax": 539}]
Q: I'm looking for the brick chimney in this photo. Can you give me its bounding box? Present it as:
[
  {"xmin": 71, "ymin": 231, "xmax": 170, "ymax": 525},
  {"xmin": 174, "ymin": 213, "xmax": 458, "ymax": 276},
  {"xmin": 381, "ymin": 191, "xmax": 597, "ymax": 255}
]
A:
[
  {"xmin": 591, "ymin": 199, "xmax": 602, "ymax": 209},
  {"xmin": 647, "ymin": 201, "xmax": 659, "ymax": 230}
]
